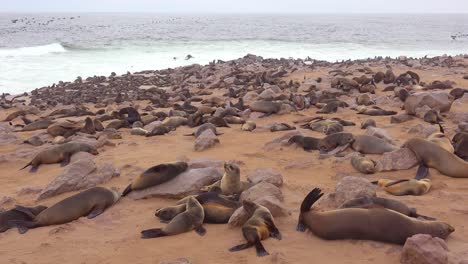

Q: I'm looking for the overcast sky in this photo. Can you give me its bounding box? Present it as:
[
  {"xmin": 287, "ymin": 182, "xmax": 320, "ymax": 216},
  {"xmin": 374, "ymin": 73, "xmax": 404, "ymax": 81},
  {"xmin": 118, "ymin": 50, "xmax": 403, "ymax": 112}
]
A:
[{"xmin": 3, "ymin": 0, "xmax": 468, "ymax": 13}]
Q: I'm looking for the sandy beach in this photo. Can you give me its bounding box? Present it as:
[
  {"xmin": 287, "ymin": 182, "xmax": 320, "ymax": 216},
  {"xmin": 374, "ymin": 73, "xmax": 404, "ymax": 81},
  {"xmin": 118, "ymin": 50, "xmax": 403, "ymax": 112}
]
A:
[{"xmin": 1, "ymin": 54, "xmax": 468, "ymax": 264}]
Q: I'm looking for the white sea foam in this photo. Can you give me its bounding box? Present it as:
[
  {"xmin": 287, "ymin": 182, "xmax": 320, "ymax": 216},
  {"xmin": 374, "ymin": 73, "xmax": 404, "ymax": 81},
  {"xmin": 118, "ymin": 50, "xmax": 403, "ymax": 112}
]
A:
[{"xmin": 0, "ymin": 43, "xmax": 67, "ymax": 57}]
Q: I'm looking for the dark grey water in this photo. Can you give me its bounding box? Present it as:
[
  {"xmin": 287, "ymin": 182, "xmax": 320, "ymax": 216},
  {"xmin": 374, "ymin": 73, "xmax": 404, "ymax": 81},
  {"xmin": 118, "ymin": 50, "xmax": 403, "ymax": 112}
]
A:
[{"xmin": 1, "ymin": 13, "xmax": 468, "ymax": 93}]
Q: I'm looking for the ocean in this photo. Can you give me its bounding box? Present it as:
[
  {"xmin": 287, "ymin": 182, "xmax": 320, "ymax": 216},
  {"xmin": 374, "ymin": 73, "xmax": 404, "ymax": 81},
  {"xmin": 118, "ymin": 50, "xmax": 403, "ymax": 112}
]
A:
[{"xmin": 1, "ymin": 13, "xmax": 467, "ymax": 94}]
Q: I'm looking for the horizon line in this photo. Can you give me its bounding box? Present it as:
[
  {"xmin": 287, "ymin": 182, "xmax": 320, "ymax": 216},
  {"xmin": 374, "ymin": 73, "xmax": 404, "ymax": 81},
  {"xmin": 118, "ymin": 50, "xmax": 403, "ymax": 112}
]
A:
[{"xmin": 1, "ymin": 11, "xmax": 468, "ymax": 15}]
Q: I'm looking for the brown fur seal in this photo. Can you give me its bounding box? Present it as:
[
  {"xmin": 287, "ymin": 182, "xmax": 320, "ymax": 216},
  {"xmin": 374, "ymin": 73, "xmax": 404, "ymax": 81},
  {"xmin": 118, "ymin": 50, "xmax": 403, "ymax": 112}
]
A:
[
  {"xmin": 156, "ymin": 191, "xmax": 240, "ymax": 224},
  {"xmin": 359, "ymin": 84, "xmax": 376, "ymax": 94},
  {"xmin": 47, "ymin": 120, "xmax": 81, "ymax": 138},
  {"xmin": 141, "ymin": 197, "xmax": 206, "ymax": 238},
  {"xmin": 270, "ymin": 123, "xmax": 295, "ymax": 132},
  {"xmin": 340, "ymin": 196, "xmax": 435, "ymax": 220},
  {"xmin": 11, "ymin": 187, "xmax": 120, "ymax": 233},
  {"xmin": 394, "ymin": 87, "xmax": 410, "ymax": 102},
  {"xmin": 207, "ymin": 116, "xmax": 230, "ymax": 128},
  {"xmin": 20, "ymin": 142, "xmax": 98, "ymax": 172},
  {"xmin": 428, "ymin": 132, "xmax": 454, "ymax": 153},
  {"xmin": 1, "ymin": 205, "xmax": 47, "ymax": 233},
  {"xmin": 356, "ymin": 94, "xmax": 374, "ymax": 106},
  {"xmin": 184, "ymin": 123, "xmax": 222, "ymax": 138},
  {"xmin": 297, "ymin": 188, "xmax": 454, "ymax": 244},
  {"xmin": 318, "ymin": 132, "xmax": 354, "ymax": 154},
  {"xmin": 355, "ymin": 106, "xmax": 397, "ymax": 116},
  {"xmin": 452, "ymin": 132, "xmax": 468, "ymax": 160},
  {"xmin": 352, "ymin": 135, "xmax": 396, "ymax": 154},
  {"xmin": 301, "ymin": 119, "xmax": 344, "ymax": 135},
  {"xmin": 201, "ymin": 162, "xmax": 250, "ymax": 195},
  {"xmin": 146, "ymin": 125, "xmax": 174, "ymax": 137},
  {"xmin": 351, "ymin": 155, "xmax": 377, "ymax": 174},
  {"xmin": 241, "ymin": 121, "xmax": 256, "ymax": 132},
  {"xmin": 288, "ymin": 135, "xmax": 320, "ymax": 152},
  {"xmin": 229, "ymin": 200, "xmax": 281, "ymax": 257},
  {"xmin": 405, "ymin": 138, "xmax": 468, "ymax": 178},
  {"xmin": 361, "ymin": 119, "xmax": 376, "ymax": 129},
  {"xmin": 122, "ymin": 161, "xmax": 188, "ymax": 196},
  {"xmin": 21, "ymin": 119, "xmax": 53, "ymax": 132},
  {"xmin": 316, "ymin": 101, "xmax": 339, "ymax": 114},
  {"xmin": 162, "ymin": 116, "xmax": 187, "ymax": 128},
  {"xmin": 373, "ymin": 179, "xmax": 431, "ymax": 196},
  {"xmin": 248, "ymin": 101, "xmax": 282, "ymax": 117},
  {"xmin": 373, "ymin": 72, "xmax": 385, "ymax": 83},
  {"xmin": 424, "ymin": 109, "xmax": 443, "ymax": 125},
  {"xmin": 224, "ymin": 116, "xmax": 245, "ymax": 124}
]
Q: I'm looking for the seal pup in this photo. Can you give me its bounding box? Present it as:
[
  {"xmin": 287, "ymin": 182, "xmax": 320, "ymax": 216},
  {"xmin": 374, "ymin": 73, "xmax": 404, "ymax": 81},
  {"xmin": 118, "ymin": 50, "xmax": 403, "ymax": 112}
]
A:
[
  {"xmin": 229, "ymin": 200, "xmax": 281, "ymax": 257},
  {"xmin": 352, "ymin": 135, "xmax": 396, "ymax": 154},
  {"xmin": 356, "ymin": 94, "xmax": 374, "ymax": 106},
  {"xmin": 372, "ymin": 179, "xmax": 431, "ymax": 196},
  {"xmin": 452, "ymin": 132, "xmax": 468, "ymax": 160},
  {"xmin": 141, "ymin": 197, "xmax": 206, "ymax": 238},
  {"xmin": 11, "ymin": 187, "xmax": 120, "ymax": 233},
  {"xmin": 355, "ymin": 106, "xmax": 397, "ymax": 116},
  {"xmin": 156, "ymin": 191, "xmax": 240, "ymax": 224},
  {"xmin": 405, "ymin": 138, "xmax": 468, "ymax": 178},
  {"xmin": 318, "ymin": 132, "xmax": 354, "ymax": 154},
  {"xmin": 340, "ymin": 196, "xmax": 435, "ymax": 220},
  {"xmin": 270, "ymin": 123, "xmax": 296, "ymax": 132},
  {"xmin": 122, "ymin": 161, "xmax": 188, "ymax": 196},
  {"xmin": 361, "ymin": 119, "xmax": 376, "ymax": 129},
  {"xmin": 184, "ymin": 123, "xmax": 222, "ymax": 138},
  {"xmin": 20, "ymin": 142, "xmax": 98, "ymax": 172},
  {"xmin": 351, "ymin": 155, "xmax": 377, "ymax": 174},
  {"xmin": 241, "ymin": 121, "xmax": 256, "ymax": 132},
  {"xmin": 288, "ymin": 135, "xmax": 320, "ymax": 152},
  {"xmin": 296, "ymin": 188, "xmax": 454, "ymax": 244},
  {"xmin": 201, "ymin": 162, "xmax": 250, "ymax": 195},
  {"xmin": 0, "ymin": 205, "xmax": 47, "ymax": 233}
]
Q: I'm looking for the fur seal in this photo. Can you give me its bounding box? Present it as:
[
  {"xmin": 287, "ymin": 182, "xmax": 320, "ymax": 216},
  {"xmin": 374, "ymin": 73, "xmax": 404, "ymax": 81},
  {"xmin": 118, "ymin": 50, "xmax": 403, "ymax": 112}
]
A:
[
  {"xmin": 359, "ymin": 84, "xmax": 376, "ymax": 94},
  {"xmin": 11, "ymin": 187, "xmax": 120, "ymax": 233},
  {"xmin": 301, "ymin": 119, "xmax": 344, "ymax": 135},
  {"xmin": 373, "ymin": 179, "xmax": 431, "ymax": 196},
  {"xmin": 360, "ymin": 119, "xmax": 376, "ymax": 129},
  {"xmin": 288, "ymin": 135, "xmax": 320, "ymax": 152},
  {"xmin": 340, "ymin": 196, "xmax": 435, "ymax": 220},
  {"xmin": 241, "ymin": 121, "xmax": 256, "ymax": 132},
  {"xmin": 351, "ymin": 155, "xmax": 377, "ymax": 174},
  {"xmin": 452, "ymin": 132, "xmax": 468, "ymax": 160},
  {"xmin": 122, "ymin": 161, "xmax": 188, "ymax": 196},
  {"xmin": 21, "ymin": 142, "xmax": 98, "ymax": 172},
  {"xmin": 184, "ymin": 123, "xmax": 222, "ymax": 138},
  {"xmin": 424, "ymin": 109, "xmax": 443, "ymax": 125},
  {"xmin": 248, "ymin": 101, "xmax": 282, "ymax": 117},
  {"xmin": 201, "ymin": 162, "xmax": 250, "ymax": 195},
  {"xmin": 207, "ymin": 116, "xmax": 230, "ymax": 128},
  {"xmin": 405, "ymin": 138, "xmax": 468, "ymax": 178},
  {"xmin": 21, "ymin": 119, "xmax": 53, "ymax": 132},
  {"xmin": 355, "ymin": 106, "xmax": 397, "ymax": 116},
  {"xmin": 270, "ymin": 123, "xmax": 295, "ymax": 132},
  {"xmin": 394, "ymin": 87, "xmax": 410, "ymax": 102},
  {"xmin": 352, "ymin": 135, "xmax": 396, "ymax": 154},
  {"xmin": 356, "ymin": 94, "xmax": 374, "ymax": 106},
  {"xmin": 318, "ymin": 132, "xmax": 354, "ymax": 154},
  {"xmin": 162, "ymin": 116, "xmax": 187, "ymax": 128},
  {"xmin": 316, "ymin": 101, "xmax": 339, "ymax": 114},
  {"xmin": 80, "ymin": 117, "xmax": 96, "ymax": 134},
  {"xmin": 156, "ymin": 191, "xmax": 240, "ymax": 224},
  {"xmin": 229, "ymin": 200, "xmax": 281, "ymax": 257},
  {"xmin": 141, "ymin": 197, "xmax": 206, "ymax": 238},
  {"xmin": 297, "ymin": 188, "xmax": 454, "ymax": 244},
  {"xmin": 224, "ymin": 116, "xmax": 245, "ymax": 124},
  {"xmin": 1, "ymin": 205, "xmax": 47, "ymax": 233},
  {"xmin": 373, "ymin": 72, "xmax": 385, "ymax": 83},
  {"xmin": 428, "ymin": 132, "xmax": 454, "ymax": 153}
]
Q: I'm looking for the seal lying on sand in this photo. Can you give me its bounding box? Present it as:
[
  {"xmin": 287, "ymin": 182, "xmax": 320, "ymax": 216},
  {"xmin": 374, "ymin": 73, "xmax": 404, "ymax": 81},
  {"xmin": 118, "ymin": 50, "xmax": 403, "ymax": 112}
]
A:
[
  {"xmin": 20, "ymin": 142, "xmax": 98, "ymax": 172},
  {"xmin": 297, "ymin": 188, "xmax": 454, "ymax": 244},
  {"xmin": 229, "ymin": 200, "xmax": 281, "ymax": 257},
  {"xmin": 11, "ymin": 187, "xmax": 120, "ymax": 233},
  {"xmin": 0, "ymin": 205, "xmax": 47, "ymax": 233},
  {"xmin": 122, "ymin": 161, "xmax": 188, "ymax": 196},
  {"xmin": 372, "ymin": 179, "xmax": 431, "ymax": 196},
  {"xmin": 405, "ymin": 138, "xmax": 468, "ymax": 178},
  {"xmin": 141, "ymin": 197, "xmax": 206, "ymax": 238}
]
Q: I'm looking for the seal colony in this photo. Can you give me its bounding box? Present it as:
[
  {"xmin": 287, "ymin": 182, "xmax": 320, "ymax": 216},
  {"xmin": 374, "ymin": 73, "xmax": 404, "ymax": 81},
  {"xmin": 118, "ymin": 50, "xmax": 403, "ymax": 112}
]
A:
[{"xmin": 1, "ymin": 53, "xmax": 468, "ymax": 263}]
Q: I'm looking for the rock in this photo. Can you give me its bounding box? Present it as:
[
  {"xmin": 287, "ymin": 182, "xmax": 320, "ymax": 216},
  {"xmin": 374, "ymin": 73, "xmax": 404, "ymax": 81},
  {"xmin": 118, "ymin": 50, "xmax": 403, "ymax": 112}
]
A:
[
  {"xmin": 459, "ymin": 122, "xmax": 468, "ymax": 132},
  {"xmin": 401, "ymin": 234, "xmax": 449, "ymax": 264},
  {"xmin": 366, "ymin": 126, "xmax": 395, "ymax": 144},
  {"xmin": 0, "ymin": 122, "xmax": 19, "ymax": 145},
  {"xmin": 52, "ymin": 136, "xmax": 66, "ymax": 144},
  {"xmin": 405, "ymin": 92, "xmax": 454, "ymax": 115},
  {"xmin": 143, "ymin": 120, "xmax": 162, "ymax": 132},
  {"xmin": 263, "ymin": 130, "xmax": 303, "ymax": 151},
  {"xmin": 17, "ymin": 187, "xmax": 42, "ymax": 196},
  {"xmin": 0, "ymin": 196, "xmax": 16, "ymax": 207},
  {"xmin": 194, "ymin": 130, "xmax": 220, "ymax": 151},
  {"xmin": 228, "ymin": 196, "xmax": 289, "ymax": 228},
  {"xmin": 24, "ymin": 135, "xmax": 44, "ymax": 146},
  {"xmin": 141, "ymin": 115, "xmax": 158, "ymax": 125},
  {"xmin": 376, "ymin": 148, "xmax": 419, "ymax": 171},
  {"xmin": 278, "ymin": 103, "xmax": 295, "ymax": 115},
  {"xmin": 449, "ymin": 112, "xmax": 468, "ymax": 125},
  {"xmin": 132, "ymin": 121, "xmax": 143, "ymax": 128},
  {"xmin": 415, "ymin": 105, "xmax": 432, "ymax": 119},
  {"xmin": 391, "ymin": 114, "xmax": 414, "ymax": 124},
  {"xmin": 240, "ymin": 182, "xmax": 283, "ymax": 202},
  {"xmin": 127, "ymin": 167, "xmax": 223, "ymax": 199},
  {"xmin": 187, "ymin": 158, "xmax": 224, "ymax": 169},
  {"xmin": 130, "ymin": 127, "xmax": 149, "ymax": 136},
  {"xmin": 37, "ymin": 153, "xmax": 120, "ymax": 200},
  {"xmin": 259, "ymin": 89, "xmax": 276, "ymax": 100},
  {"xmin": 317, "ymin": 176, "xmax": 377, "ymax": 209},
  {"xmin": 242, "ymin": 91, "xmax": 259, "ymax": 103},
  {"xmin": 247, "ymin": 168, "xmax": 283, "ymax": 187},
  {"xmin": 408, "ymin": 123, "xmax": 438, "ymax": 138}
]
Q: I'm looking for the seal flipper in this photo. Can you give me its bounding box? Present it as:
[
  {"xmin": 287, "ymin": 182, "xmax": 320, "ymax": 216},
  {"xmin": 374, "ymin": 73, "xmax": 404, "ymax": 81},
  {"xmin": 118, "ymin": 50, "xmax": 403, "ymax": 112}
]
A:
[
  {"xmin": 415, "ymin": 164, "xmax": 429, "ymax": 180},
  {"xmin": 121, "ymin": 184, "xmax": 133, "ymax": 197},
  {"xmin": 254, "ymin": 240, "xmax": 269, "ymax": 257},
  {"xmin": 269, "ymin": 226, "xmax": 282, "ymax": 240},
  {"xmin": 20, "ymin": 162, "xmax": 32, "ymax": 171},
  {"xmin": 229, "ymin": 242, "xmax": 253, "ymax": 252},
  {"xmin": 14, "ymin": 205, "xmax": 37, "ymax": 219},
  {"xmin": 258, "ymin": 112, "xmax": 274, "ymax": 118},
  {"xmin": 415, "ymin": 214, "xmax": 436, "ymax": 221},
  {"xmin": 87, "ymin": 207, "xmax": 105, "ymax": 219},
  {"xmin": 194, "ymin": 225, "xmax": 206, "ymax": 236},
  {"xmin": 141, "ymin": 228, "xmax": 166, "ymax": 239},
  {"xmin": 60, "ymin": 153, "xmax": 71, "ymax": 167},
  {"xmin": 384, "ymin": 179, "xmax": 410, "ymax": 187},
  {"xmin": 8, "ymin": 220, "xmax": 40, "ymax": 233},
  {"xmin": 297, "ymin": 188, "xmax": 323, "ymax": 232}
]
